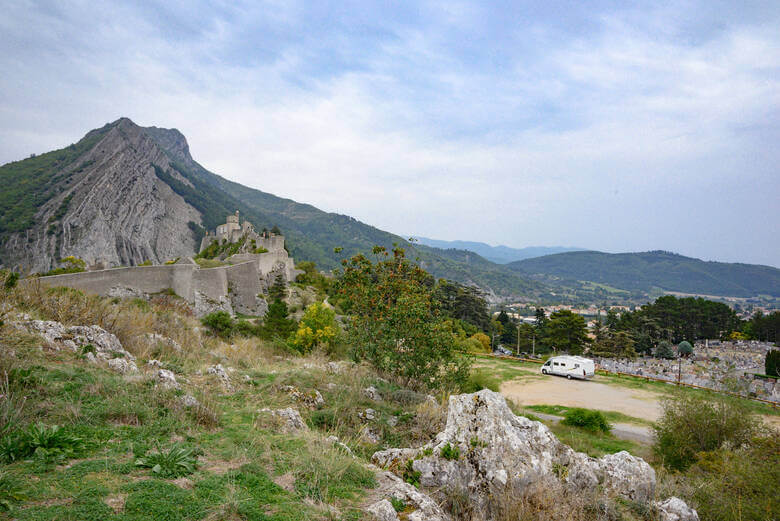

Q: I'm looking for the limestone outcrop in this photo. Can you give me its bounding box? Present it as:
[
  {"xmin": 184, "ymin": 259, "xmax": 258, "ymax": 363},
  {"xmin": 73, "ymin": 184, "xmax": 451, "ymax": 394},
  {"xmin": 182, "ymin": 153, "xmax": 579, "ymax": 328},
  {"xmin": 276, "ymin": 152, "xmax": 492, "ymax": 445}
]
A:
[
  {"xmin": 372, "ymin": 390, "xmax": 694, "ymax": 521},
  {"xmin": 14, "ymin": 319, "xmax": 134, "ymax": 361}
]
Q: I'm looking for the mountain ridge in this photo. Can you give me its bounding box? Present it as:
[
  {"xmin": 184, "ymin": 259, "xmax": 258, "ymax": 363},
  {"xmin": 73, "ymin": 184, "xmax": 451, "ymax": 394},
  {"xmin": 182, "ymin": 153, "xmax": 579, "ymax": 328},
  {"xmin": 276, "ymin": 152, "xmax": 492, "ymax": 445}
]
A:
[
  {"xmin": 507, "ymin": 250, "xmax": 780, "ymax": 298},
  {"xmin": 411, "ymin": 237, "xmax": 585, "ymax": 264},
  {"xmin": 2, "ymin": 117, "xmax": 777, "ymax": 301}
]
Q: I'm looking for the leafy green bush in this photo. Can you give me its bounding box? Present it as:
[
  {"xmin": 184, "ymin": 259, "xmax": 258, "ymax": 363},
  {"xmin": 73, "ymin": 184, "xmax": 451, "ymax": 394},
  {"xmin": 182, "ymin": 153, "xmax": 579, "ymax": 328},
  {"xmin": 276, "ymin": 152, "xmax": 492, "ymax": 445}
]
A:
[
  {"xmin": 201, "ymin": 311, "xmax": 235, "ymax": 338},
  {"xmin": 439, "ymin": 442, "xmax": 460, "ymax": 460},
  {"xmin": 403, "ymin": 459, "xmax": 421, "ymax": 488},
  {"xmin": 561, "ymin": 408, "xmax": 611, "ymax": 433},
  {"xmin": 677, "ymin": 341, "xmax": 693, "ymax": 356},
  {"xmin": 654, "ymin": 392, "xmax": 759, "ymax": 471},
  {"xmin": 654, "ymin": 341, "xmax": 676, "ymax": 359},
  {"xmin": 339, "ymin": 246, "xmax": 472, "ymax": 391},
  {"xmin": 290, "ymin": 302, "xmax": 339, "ymax": 354},
  {"xmin": 0, "ymin": 423, "xmax": 85, "ymax": 463},
  {"xmin": 390, "ymin": 496, "xmax": 406, "ymax": 513},
  {"xmin": 765, "ymin": 349, "xmax": 780, "ymax": 377},
  {"xmin": 134, "ymin": 444, "xmax": 199, "ymax": 478}
]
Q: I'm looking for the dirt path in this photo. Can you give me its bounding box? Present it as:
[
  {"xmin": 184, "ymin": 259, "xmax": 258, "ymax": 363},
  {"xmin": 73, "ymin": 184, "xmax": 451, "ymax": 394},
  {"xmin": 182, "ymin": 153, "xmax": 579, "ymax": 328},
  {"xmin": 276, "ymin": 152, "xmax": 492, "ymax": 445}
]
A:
[{"xmin": 501, "ymin": 375, "xmax": 664, "ymax": 422}]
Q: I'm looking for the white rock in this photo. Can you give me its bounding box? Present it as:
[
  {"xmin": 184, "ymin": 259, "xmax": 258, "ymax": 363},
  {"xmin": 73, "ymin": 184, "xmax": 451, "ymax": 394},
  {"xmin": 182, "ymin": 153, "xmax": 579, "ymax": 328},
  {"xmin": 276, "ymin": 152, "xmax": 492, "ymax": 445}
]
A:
[
  {"xmin": 655, "ymin": 497, "xmax": 700, "ymax": 521},
  {"xmin": 180, "ymin": 394, "xmax": 199, "ymax": 408},
  {"xmin": 360, "ymin": 408, "xmax": 377, "ymax": 421},
  {"xmin": 156, "ymin": 369, "xmax": 179, "ymax": 389},
  {"xmin": 366, "ymin": 499, "xmax": 399, "ymax": 521},
  {"xmin": 363, "ymin": 386, "xmax": 382, "ymax": 401},
  {"xmin": 373, "ymin": 390, "xmax": 657, "ymax": 520},
  {"xmin": 362, "ymin": 426, "xmax": 382, "ymax": 444},
  {"xmin": 145, "ymin": 333, "xmax": 182, "ymax": 352},
  {"xmin": 258, "ymin": 407, "xmax": 309, "ymax": 433},
  {"xmin": 207, "ymin": 364, "xmax": 233, "ymax": 390},
  {"xmin": 107, "ymin": 357, "xmax": 138, "ymax": 374},
  {"xmin": 147, "ymin": 359, "xmax": 163, "ymax": 367},
  {"xmin": 387, "ymin": 416, "xmax": 398, "ymax": 427},
  {"xmin": 367, "ymin": 468, "xmax": 451, "ymax": 521}
]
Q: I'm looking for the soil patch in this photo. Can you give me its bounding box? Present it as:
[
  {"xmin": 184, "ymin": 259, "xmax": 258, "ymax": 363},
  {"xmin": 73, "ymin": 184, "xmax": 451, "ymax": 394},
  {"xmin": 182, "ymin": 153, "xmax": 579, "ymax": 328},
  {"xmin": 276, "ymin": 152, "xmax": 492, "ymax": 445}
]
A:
[{"xmin": 501, "ymin": 375, "xmax": 663, "ymax": 421}]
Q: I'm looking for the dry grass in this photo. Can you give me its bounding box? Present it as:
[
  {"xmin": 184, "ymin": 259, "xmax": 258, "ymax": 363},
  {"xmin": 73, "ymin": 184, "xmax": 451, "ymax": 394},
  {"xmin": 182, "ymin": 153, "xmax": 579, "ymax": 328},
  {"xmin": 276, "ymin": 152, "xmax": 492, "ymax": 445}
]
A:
[{"xmin": 491, "ymin": 478, "xmax": 628, "ymax": 521}]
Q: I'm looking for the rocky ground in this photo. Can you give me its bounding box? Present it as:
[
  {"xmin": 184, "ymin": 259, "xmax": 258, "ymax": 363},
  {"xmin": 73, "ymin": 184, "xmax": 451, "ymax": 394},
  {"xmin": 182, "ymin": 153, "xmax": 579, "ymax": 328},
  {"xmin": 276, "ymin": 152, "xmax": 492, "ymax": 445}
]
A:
[{"xmin": 0, "ymin": 286, "xmax": 702, "ymax": 521}]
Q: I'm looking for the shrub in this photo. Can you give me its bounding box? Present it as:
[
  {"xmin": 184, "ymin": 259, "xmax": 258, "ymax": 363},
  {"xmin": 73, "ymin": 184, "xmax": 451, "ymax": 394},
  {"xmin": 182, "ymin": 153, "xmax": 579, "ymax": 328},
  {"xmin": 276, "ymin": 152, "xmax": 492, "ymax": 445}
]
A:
[
  {"xmin": 653, "ymin": 391, "xmax": 759, "ymax": 471},
  {"xmin": 134, "ymin": 444, "xmax": 199, "ymax": 478},
  {"xmin": 765, "ymin": 349, "xmax": 780, "ymax": 377},
  {"xmin": 654, "ymin": 341, "xmax": 676, "ymax": 359},
  {"xmin": 677, "ymin": 341, "xmax": 693, "ymax": 357},
  {"xmin": 561, "ymin": 408, "xmax": 611, "ymax": 433},
  {"xmin": 471, "ymin": 332, "xmax": 491, "ymax": 352},
  {"xmin": 201, "ymin": 311, "xmax": 235, "ymax": 338},
  {"xmin": 339, "ymin": 246, "xmax": 471, "ymax": 391},
  {"xmin": 390, "ymin": 496, "xmax": 406, "ymax": 513},
  {"xmin": 41, "ymin": 256, "xmax": 86, "ymax": 276},
  {"xmin": 290, "ymin": 302, "xmax": 339, "ymax": 353},
  {"xmin": 688, "ymin": 435, "xmax": 779, "ymax": 521}
]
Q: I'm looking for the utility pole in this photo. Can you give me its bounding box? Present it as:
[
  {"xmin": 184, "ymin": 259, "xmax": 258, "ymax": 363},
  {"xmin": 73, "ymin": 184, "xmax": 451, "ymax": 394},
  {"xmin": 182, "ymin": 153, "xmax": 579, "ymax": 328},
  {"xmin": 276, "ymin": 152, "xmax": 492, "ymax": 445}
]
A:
[
  {"xmin": 517, "ymin": 324, "xmax": 520, "ymax": 356},
  {"xmin": 532, "ymin": 333, "xmax": 536, "ymax": 357}
]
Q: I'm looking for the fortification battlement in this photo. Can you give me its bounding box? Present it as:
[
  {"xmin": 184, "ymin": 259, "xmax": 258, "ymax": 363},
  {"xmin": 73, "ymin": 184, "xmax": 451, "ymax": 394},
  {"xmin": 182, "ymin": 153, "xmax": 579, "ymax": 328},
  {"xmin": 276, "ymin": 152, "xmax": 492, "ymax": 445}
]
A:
[{"xmin": 201, "ymin": 211, "xmax": 284, "ymax": 255}]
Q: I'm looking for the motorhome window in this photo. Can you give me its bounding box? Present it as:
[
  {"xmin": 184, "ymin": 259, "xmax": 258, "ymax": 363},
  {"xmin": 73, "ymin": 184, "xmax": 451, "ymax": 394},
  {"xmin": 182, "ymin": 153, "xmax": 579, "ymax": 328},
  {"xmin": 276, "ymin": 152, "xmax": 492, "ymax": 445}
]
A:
[{"xmin": 574, "ymin": 364, "xmax": 580, "ymax": 368}]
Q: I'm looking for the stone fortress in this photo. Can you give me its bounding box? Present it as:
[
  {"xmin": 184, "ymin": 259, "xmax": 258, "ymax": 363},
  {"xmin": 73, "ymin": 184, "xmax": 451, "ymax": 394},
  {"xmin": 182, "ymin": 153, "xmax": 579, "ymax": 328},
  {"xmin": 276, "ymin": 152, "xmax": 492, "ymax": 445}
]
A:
[{"xmin": 37, "ymin": 212, "xmax": 300, "ymax": 317}]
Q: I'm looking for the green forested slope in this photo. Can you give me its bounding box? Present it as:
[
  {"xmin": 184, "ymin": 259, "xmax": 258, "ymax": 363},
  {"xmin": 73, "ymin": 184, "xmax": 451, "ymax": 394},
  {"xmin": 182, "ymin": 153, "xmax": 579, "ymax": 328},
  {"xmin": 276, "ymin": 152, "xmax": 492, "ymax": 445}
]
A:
[{"xmin": 507, "ymin": 250, "xmax": 780, "ymax": 297}]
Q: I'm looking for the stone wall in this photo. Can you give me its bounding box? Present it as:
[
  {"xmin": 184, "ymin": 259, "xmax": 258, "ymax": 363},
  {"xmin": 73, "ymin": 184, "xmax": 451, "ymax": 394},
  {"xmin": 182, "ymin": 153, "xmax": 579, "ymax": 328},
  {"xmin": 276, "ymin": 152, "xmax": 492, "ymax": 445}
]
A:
[
  {"xmin": 35, "ymin": 264, "xmax": 197, "ymax": 301},
  {"xmin": 33, "ymin": 250, "xmax": 296, "ymax": 318}
]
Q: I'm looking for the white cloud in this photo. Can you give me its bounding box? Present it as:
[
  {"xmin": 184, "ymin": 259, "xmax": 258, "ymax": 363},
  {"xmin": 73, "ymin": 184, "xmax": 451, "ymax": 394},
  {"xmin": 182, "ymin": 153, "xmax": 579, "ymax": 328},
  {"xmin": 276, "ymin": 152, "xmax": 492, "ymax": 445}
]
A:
[{"xmin": 0, "ymin": 1, "xmax": 778, "ymax": 265}]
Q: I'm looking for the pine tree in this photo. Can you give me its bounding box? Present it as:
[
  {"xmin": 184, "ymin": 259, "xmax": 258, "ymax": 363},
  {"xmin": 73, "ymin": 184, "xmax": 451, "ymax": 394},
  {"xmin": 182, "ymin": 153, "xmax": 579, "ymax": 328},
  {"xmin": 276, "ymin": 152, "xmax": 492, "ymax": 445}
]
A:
[
  {"xmin": 268, "ymin": 274, "xmax": 287, "ymax": 301},
  {"xmin": 262, "ymin": 299, "xmax": 296, "ymax": 340}
]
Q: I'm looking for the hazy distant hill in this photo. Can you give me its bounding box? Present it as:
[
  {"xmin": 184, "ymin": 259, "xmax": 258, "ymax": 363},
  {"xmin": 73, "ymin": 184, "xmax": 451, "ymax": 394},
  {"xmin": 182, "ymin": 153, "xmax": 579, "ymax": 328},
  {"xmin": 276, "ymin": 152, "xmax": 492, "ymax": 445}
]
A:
[
  {"xmin": 507, "ymin": 250, "xmax": 780, "ymax": 297},
  {"xmin": 413, "ymin": 237, "xmax": 584, "ymax": 264}
]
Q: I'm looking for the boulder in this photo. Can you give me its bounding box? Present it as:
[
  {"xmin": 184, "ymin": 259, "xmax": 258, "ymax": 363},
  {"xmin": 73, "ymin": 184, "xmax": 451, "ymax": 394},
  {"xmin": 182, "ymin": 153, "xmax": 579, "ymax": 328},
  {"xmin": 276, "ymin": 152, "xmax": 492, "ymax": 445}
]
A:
[
  {"xmin": 654, "ymin": 497, "xmax": 699, "ymax": 521},
  {"xmin": 179, "ymin": 394, "xmax": 200, "ymax": 408},
  {"xmin": 366, "ymin": 499, "xmax": 399, "ymax": 521},
  {"xmin": 145, "ymin": 333, "xmax": 182, "ymax": 353},
  {"xmin": 207, "ymin": 364, "xmax": 233, "ymax": 390},
  {"xmin": 259, "ymin": 407, "xmax": 308, "ymax": 433},
  {"xmin": 107, "ymin": 357, "xmax": 138, "ymax": 374},
  {"xmin": 373, "ymin": 390, "xmax": 657, "ymax": 520},
  {"xmin": 279, "ymin": 385, "xmax": 324, "ymax": 408},
  {"xmin": 363, "ymin": 386, "xmax": 382, "ymax": 401},
  {"xmin": 14, "ymin": 320, "xmax": 134, "ymax": 361},
  {"xmin": 156, "ymin": 369, "xmax": 180, "ymax": 389},
  {"xmin": 366, "ymin": 468, "xmax": 451, "ymax": 521}
]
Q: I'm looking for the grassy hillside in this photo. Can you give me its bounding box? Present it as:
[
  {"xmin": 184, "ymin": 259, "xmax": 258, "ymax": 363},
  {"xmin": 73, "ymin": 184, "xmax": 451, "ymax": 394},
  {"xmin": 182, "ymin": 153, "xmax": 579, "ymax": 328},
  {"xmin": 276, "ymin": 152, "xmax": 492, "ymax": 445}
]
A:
[{"xmin": 508, "ymin": 250, "xmax": 780, "ymax": 298}]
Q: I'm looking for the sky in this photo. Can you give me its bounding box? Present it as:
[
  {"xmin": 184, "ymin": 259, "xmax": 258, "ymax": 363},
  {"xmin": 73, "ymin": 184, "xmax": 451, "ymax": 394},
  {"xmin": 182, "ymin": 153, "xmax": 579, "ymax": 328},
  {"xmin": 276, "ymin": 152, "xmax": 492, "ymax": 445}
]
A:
[{"xmin": 1, "ymin": 1, "xmax": 779, "ymax": 267}]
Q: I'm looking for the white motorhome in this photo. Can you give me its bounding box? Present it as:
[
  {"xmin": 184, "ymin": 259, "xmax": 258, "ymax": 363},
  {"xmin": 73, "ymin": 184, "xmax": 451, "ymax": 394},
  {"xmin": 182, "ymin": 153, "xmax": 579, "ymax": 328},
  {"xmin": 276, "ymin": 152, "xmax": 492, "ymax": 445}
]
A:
[{"xmin": 541, "ymin": 355, "xmax": 595, "ymax": 380}]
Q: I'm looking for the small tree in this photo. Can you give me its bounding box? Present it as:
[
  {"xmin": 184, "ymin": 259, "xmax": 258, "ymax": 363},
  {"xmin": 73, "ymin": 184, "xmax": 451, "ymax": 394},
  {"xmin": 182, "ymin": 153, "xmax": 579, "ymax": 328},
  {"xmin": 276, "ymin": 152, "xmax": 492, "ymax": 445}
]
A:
[
  {"xmin": 654, "ymin": 340, "xmax": 676, "ymax": 359},
  {"xmin": 261, "ymin": 299, "xmax": 296, "ymax": 340},
  {"xmin": 338, "ymin": 246, "xmax": 471, "ymax": 391},
  {"xmin": 677, "ymin": 341, "xmax": 693, "ymax": 357},
  {"xmin": 765, "ymin": 349, "xmax": 780, "ymax": 377},
  {"xmin": 268, "ymin": 274, "xmax": 287, "ymax": 301}
]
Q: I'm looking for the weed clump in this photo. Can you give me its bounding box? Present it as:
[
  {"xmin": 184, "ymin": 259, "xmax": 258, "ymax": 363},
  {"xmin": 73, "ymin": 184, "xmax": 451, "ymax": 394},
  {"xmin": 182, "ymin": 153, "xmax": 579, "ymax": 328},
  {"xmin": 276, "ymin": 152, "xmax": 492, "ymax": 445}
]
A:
[
  {"xmin": 654, "ymin": 392, "xmax": 758, "ymax": 471},
  {"xmin": 134, "ymin": 443, "xmax": 199, "ymax": 478},
  {"xmin": 561, "ymin": 408, "xmax": 611, "ymax": 434}
]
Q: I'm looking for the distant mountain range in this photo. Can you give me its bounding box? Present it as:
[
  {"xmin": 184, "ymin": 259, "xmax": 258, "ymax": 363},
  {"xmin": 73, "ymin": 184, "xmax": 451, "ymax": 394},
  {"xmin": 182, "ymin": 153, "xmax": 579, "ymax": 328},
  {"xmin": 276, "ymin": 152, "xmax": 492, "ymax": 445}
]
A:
[
  {"xmin": 507, "ymin": 250, "xmax": 780, "ymax": 298},
  {"xmin": 411, "ymin": 237, "xmax": 585, "ymax": 264},
  {"xmin": 2, "ymin": 117, "xmax": 777, "ymax": 301}
]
